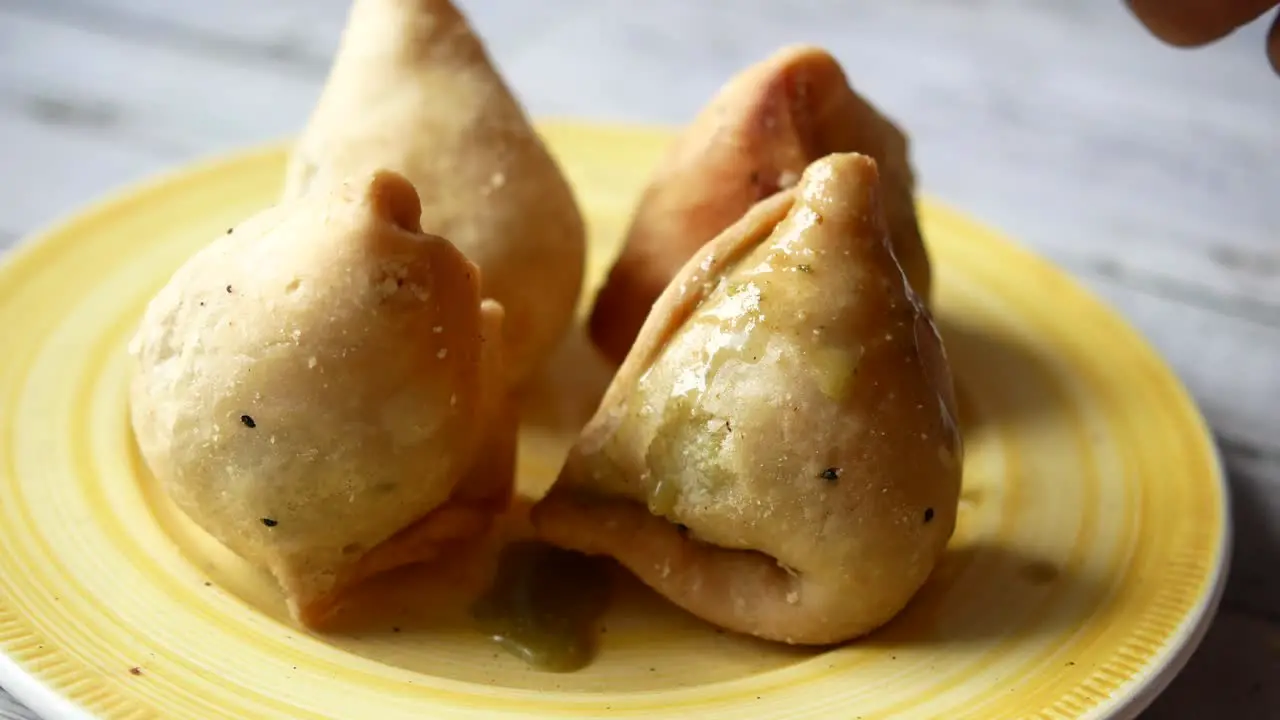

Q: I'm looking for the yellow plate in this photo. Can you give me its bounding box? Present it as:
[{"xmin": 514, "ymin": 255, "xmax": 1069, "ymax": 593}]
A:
[{"xmin": 0, "ymin": 123, "xmax": 1229, "ymax": 720}]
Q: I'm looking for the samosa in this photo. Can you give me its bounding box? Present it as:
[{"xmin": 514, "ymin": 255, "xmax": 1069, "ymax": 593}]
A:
[
  {"xmin": 129, "ymin": 170, "xmax": 515, "ymax": 627},
  {"xmin": 284, "ymin": 0, "xmax": 586, "ymax": 386},
  {"xmin": 589, "ymin": 45, "xmax": 929, "ymax": 366},
  {"xmin": 534, "ymin": 154, "xmax": 961, "ymax": 645}
]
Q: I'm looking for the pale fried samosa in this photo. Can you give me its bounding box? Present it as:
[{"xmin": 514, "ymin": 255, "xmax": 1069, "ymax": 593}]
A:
[
  {"xmin": 129, "ymin": 170, "xmax": 515, "ymax": 627},
  {"xmin": 534, "ymin": 154, "xmax": 960, "ymax": 645},
  {"xmin": 590, "ymin": 45, "xmax": 929, "ymax": 366},
  {"xmin": 283, "ymin": 0, "xmax": 586, "ymax": 386}
]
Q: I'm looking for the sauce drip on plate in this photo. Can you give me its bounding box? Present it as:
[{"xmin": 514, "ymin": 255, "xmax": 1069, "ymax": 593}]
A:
[{"xmin": 471, "ymin": 541, "xmax": 613, "ymax": 672}]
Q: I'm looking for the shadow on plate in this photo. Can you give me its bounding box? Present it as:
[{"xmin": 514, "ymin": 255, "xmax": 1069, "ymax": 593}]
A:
[
  {"xmin": 934, "ymin": 312, "xmax": 1060, "ymax": 441},
  {"xmin": 861, "ymin": 540, "xmax": 1107, "ymax": 647},
  {"xmin": 318, "ymin": 535, "xmax": 1107, "ymax": 646}
]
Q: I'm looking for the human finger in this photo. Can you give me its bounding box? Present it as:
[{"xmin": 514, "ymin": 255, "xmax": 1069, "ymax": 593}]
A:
[{"xmin": 1126, "ymin": 0, "xmax": 1278, "ymax": 47}]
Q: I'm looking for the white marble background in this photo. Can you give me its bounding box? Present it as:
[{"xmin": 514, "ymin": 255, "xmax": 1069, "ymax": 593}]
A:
[{"xmin": 0, "ymin": 1, "xmax": 1277, "ymax": 717}]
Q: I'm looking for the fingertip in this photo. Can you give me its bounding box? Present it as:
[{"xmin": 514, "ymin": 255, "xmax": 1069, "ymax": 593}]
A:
[
  {"xmin": 1126, "ymin": 0, "xmax": 1279, "ymax": 48},
  {"xmin": 1125, "ymin": 0, "xmax": 1223, "ymax": 47}
]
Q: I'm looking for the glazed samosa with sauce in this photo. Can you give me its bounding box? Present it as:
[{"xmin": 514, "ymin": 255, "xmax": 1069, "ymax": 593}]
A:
[
  {"xmin": 283, "ymin": 0, "xmax": 586, "ymax": 386},
  {"xmin": 129, "ymin": 170, "xmax": 515, "ymax": 627},
  {"xmin": 590, "ymin": 45, "xmax": 929, "ymax": 365},
  {"xmin": 534, "ymin": 154, "xmax": 961, "ymax": 646}
]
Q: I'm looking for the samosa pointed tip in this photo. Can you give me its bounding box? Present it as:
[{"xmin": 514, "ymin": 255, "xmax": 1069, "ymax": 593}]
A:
[{"xmin": 362, "ymin": 169, "xmax": 424, "ymax": 233}]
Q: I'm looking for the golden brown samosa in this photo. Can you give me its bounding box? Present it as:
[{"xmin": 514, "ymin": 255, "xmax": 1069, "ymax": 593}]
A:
[
  {"xmin": 283, "ymin": 0, "xmax": 586, "ymax": 386},
  {"xmin": 589, "ymin": 45, "xmax": 929, "ymax": 366},
  {"xmin": 129, "ymin": 170, "xmax": 515, "ymax": 627},
  {"xmin": 534, "ymin": 154, "xmax": 960, "ymax": 645}
]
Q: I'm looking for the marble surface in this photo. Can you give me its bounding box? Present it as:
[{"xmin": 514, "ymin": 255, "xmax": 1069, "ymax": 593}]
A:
[{"xmin": 0, "ymin": 0, "xmax": 1277, "ymax": 717}]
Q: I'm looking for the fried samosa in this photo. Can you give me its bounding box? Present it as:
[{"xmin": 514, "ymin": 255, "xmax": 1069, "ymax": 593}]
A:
[
  {"xmin": 129, "ymin": 170, "xmax": 515, "ymax": 627},
  {"xmin": 534, "ymin": 154, "xmax": 961, "ymax": 645},
  {"xmin": 589, "ymin": 45, "xmax": 929, "ymax": 366},
  {"xmin": 283, "ymin": 0, "xmax": 586, "ymax": 386}
]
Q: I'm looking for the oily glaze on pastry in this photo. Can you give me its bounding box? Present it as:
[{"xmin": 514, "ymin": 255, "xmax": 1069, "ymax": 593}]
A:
[
  {"xmin": 283, "ymin": 0, "xmax": 586, "ymax": 386},
  {"xmin": 589, "ymin": 45, "xmax": 929, "ymax": 366},
  {"xmin": 534, "ymin": 153, "xmax": 960, "ymax": 646},
  {"xmin": 129, "ymin": 170, "xmax": 515, "ymax": 627}
]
